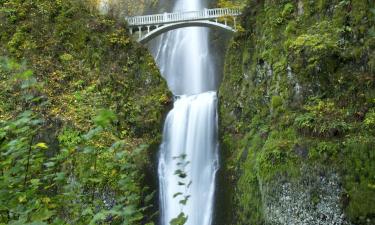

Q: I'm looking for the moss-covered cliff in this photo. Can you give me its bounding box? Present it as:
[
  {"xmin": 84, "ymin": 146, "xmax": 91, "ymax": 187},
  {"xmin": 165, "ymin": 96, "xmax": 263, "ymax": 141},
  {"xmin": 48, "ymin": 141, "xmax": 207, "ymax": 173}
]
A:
[
  {"xmin": 0, "ymin": 0, "xmax": 170, "ymax": 224},
  {"xmin": 218, "ymin": 0, "xmax": 375, "ymax": 224}
]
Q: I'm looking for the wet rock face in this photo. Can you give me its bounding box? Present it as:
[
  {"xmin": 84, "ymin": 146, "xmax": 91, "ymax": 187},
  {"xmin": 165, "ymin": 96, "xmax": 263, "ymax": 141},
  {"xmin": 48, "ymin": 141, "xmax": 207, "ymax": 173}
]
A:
[
  {"xmin": 293, "ymin": 144, "xmax": 308, "ymax": 159},
  {"xmin": 218, "ymin": 0, "xmax": 375, "ymax": 224},
  {"xmin": 98, "ymin": 0, "xmax": 157, "ymax": 17},
  {"xmin": 262, "ymin": 171, "xmax": 348, "ymax": 225}
]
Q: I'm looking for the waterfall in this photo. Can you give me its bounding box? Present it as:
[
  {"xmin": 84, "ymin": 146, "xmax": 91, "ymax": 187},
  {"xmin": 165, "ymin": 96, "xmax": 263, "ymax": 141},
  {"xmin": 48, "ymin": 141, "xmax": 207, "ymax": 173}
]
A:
[
  {"xmin": 151, "ymin": 0, "xmax": 220, "ymax": 224},
  {"xmin": 158, "ymin": 92, "xmax": 219, "ymax": 225}
]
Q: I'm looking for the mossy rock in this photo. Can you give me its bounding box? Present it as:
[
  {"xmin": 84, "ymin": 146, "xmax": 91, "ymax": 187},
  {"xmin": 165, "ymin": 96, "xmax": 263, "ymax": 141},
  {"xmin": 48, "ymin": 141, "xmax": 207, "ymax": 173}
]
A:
[{"xmin": 218, "ymin": 0, "xmax": 375, "ymax": 224}]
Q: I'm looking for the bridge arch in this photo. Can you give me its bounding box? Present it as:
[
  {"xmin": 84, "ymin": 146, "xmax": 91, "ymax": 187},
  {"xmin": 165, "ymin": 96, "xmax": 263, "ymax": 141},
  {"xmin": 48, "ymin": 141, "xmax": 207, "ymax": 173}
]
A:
[
  {"xmin": 125, "ymin": 8, "xmax": 241, "ymax": 44},
  {"xmin": 139, "ymin": 21, "xmax": 236, "ymax": 44}
]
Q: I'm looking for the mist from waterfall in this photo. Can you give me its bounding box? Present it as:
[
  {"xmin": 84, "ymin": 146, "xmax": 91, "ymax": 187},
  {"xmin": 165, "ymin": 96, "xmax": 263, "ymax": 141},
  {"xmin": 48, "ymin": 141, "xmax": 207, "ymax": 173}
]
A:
[{"xmin": 151, "ymin": 0, "xmax": 220, "ymax": 224}]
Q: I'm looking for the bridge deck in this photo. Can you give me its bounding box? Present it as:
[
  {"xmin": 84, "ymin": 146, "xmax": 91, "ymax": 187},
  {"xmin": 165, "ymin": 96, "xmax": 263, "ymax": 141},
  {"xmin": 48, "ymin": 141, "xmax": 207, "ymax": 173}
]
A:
[{"xmin": 125, "ymin": 8, "xmax": 241, "ymax": 27}]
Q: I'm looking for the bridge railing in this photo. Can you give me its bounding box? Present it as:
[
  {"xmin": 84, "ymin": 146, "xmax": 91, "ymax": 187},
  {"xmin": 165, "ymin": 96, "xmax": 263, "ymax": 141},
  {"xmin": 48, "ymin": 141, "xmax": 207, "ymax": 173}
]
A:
[{"xmin": 125, "ymin": 8, "xmax": 241, "ymax": 27}]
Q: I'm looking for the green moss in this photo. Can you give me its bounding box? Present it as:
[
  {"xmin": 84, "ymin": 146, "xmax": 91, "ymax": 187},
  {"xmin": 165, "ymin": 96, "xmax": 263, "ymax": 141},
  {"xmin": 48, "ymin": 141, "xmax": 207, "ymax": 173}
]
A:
[
  {"xmin": 282, "ymin": 3, "xmax": 294, "ymax": 19},
  {"xmin": 0, "ymin": 0, "xmax": 170, "ymax": 223},
  {"xmin": 256, "ymin": 128, "xmax": 299, "ymax": 182},
  {"xmin": 235, "ymin": 134, "xmax": 265, "ymax": 225},
  {"xmin": 364, "ymin": 109, "xmax": 375, "ymax": 129},
  {"xmin": 219, "ymin": 0, "xmax": 375, "ymax": 223},
  {"xmin": 293, "ymin": 98, "xmax": 351, "ymax": 137},
  {"xmin": 271, "ymin": 96, "xmax": 283, "ymax": 110},
  {"xmin": 342, "ymin": 135, "xmax": 375, "ymax": 222}
]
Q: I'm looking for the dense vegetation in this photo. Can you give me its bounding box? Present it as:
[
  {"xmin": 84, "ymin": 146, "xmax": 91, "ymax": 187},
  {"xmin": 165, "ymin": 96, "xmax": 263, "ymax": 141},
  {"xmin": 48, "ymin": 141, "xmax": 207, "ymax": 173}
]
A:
[
  {"xmin": 218, "ymin": 0, "xmax": 375, "ymax": 224},
  {"xmin": 1, "ymin": 0, "xmax": 374, "ymax": 224},
  {"xmin": 0, "ymin": 0, "xmax": 170, "ymax": 224}
]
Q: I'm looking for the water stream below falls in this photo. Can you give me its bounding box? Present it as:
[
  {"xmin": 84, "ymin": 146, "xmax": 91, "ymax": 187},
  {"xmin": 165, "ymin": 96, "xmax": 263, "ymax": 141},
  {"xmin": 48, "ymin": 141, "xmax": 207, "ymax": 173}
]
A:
[{"xmin": 151, "ymin": 0, "xmax": 220, "ymax": 224}]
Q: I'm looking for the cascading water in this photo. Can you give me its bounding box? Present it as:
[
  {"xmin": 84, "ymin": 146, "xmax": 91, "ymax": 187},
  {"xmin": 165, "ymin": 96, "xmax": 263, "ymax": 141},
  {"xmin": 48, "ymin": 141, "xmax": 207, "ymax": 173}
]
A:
[
  {"xmin": 158, "ymin": 92, "xmax": 219, "ymax": 225},
  {"xmin": 151, "ymin": 0, "xmax": 220, "ymax": 224}
]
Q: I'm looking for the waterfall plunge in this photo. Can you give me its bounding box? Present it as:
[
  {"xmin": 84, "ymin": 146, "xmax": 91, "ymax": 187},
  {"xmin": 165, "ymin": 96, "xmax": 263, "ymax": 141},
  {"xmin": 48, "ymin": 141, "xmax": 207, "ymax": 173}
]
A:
[
  {"xmin": 152, "ymin": 0, "xmax": 220, "ymax": 224},
  {"xmin": 159, "ymin": 92, "xmax": 219, "ymax": 225}
]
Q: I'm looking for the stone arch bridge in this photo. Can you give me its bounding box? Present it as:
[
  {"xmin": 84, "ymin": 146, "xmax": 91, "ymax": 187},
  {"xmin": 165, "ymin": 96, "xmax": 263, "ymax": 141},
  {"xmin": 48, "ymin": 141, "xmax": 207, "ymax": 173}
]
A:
[{"xmin": 125, "ymin": 8, "xmax": 241, "ymax": 44}]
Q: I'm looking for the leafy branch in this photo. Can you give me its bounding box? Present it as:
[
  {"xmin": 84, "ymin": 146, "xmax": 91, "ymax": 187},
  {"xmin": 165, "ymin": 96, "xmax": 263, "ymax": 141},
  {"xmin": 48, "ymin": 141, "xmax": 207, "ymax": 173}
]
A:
[{"xmin": 169, "ymin": 153, "xmax": 191, "ymax": 225}]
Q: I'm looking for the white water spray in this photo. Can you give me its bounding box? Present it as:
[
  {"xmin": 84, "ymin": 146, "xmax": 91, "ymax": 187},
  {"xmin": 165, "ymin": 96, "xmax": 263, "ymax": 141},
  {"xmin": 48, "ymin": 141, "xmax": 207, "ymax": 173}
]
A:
[{"xmin": 153, "ymin": 0, "xmax": 220, "ymax": 224}]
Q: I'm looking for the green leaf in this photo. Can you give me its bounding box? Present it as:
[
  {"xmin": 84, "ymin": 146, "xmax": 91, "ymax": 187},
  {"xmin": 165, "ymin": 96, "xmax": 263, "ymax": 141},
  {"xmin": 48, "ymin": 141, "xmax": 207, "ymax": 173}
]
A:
[
  {"xmin": 16, "ymin": 70, "xmax": 33, "ymax": 79},
  {"xmin": 110, "ymin": 140, "xmax": 126, "ymax": 151},
  {"xmin": 88, "ymin": 178, "xmax": 102, "ymax": 183},
  {"xmin": 0, "ymin": 130, "xmax": 6, "ymax": 139},
  {"xmin": 94, "ymin": 109, "xmax": 117, "ymax": 127},
  {"xmin": 122, "ymin": 206, "xmax": 136, "ymax": 216},
  {"xmin": 31, "ymin": 208, "xmax": 54, "ymax": 221},
  {"xmin": 187, "ymin": 181, "xmax": 192, "ymax": 188},
  {"xmin": 173, "ymin": 154, "xmax": 187, "ymax": 160},
  {"xmin": 82, "ymin": 208, "xmax": 94, "ymax": 216},
  {"xmin": 179, "ymin": 195, "xmax": 190, "ymax": 206},
  {"xmin": 8, "ymin": 218, "xmax": 27, "ymax": 225},
  {"xmin": 90, "ymin": 211, "xmax": 107, "ymax": 225},
  {"xmin": 83, "ymin": 146, "xmax": 95, "ymax": 154},
  {"xmin": 145, "ymin": 191, "xmax": 155, "ymax": 202},
  {"xmin": 30, "ymin": 179, "xmax": 41, "ymax": 186},
  {"xmin": 29, "ymin": 221, "xmax": 48, "ymax": 225},
  {"xmin": 83, "ymin": 127, "xmax": 103, "ymax": 140},
  {"xmin": 0, "ymin": 204, "xmax": 8, "ymax": 211},
  {"xmin": 53, "ymin": 172, "xmax": 66, "ymax": 182},
  {"xmin": 173, "ymin": 192, "xmax": 183, "ymax": 198},
  {"xmin": 174, "ymin": 169, "xmax": 187, "ymax": 179},
  {"xmin": 43, "ymin": 162, "xmax": 55, "ymax": 168},
  {"xmin": 134, "ymin": 144, "xmax": 149, "ymax": 155},
  {"xmin": 170, "ymin": 212, "xmax": 188, "ymax": 225}
]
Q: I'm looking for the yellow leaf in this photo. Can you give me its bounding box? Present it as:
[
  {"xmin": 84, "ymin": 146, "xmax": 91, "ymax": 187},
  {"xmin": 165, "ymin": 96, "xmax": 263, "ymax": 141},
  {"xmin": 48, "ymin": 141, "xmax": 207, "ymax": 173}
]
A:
[
  {"xmin": 42, "ymin": 197, "xmax": 51, "ymax": 204},
  {"xmin": 18, "ymin": 195, "xmax": 27, "ymax": 203},
  {"xmin": 35, "ymin": 142, "xmax": 48, "ymax": 149}
]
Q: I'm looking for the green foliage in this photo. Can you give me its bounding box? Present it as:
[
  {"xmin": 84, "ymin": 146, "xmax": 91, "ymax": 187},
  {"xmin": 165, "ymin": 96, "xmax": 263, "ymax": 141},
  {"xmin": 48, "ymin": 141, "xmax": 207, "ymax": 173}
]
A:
[
  {"xmin": 0, "ymin": 109, "xmax": 154, "ymax": 224},
  {"xmin": 169, "ymin": 154, "xmax": 191, "ymax": 225},
  {"xmin": 364, "ymin": 109, "xmax": 375, "ymax": 129},
  {"xmin": 0, "ymin": 61, "xmax": 159, "ymax": 224},
  {"xmin": 294, "ymin": 99, "xmax": 350, "ymax": 137},
  {"xmin": 217, "ymin": 0, "xmax": 246, "ymax": 9},
  {"xmin": 235, "ymin": 134, "xmax": 265, "ymax": 225},
  {"xmin": 341, "ymin": 135, "xmax": 375, "ymax": 223},
  {"xmin": 271, "ymin": 96, "xmax": 283, "ymax": 110},
  {"xmin": 59, "ymin": 53, "xmax": 74, "ymax": 62},
  {"xmin": 256, "ymin": 128, "xmax": 299, "ymax": 181},
  {"xmin": 288, "ymin": 22, "xmax": 340, "ymax": 82},
  {"xmin": 219, "ymin": 0, "xmax": 375, "ymax": 224},
  {"xmin": 94, "ymin": 109, "xmax": 118, "ymax": 128},
  {"xmin": 169, "ymin": 213, "xmax": 188, "ymax": 225},
  {"xmin": 309, "ymin": 140, "xmax": 341, "ymax": 160},
  {"xmin": 281, "ymin": 3, "xmax": 294, "ymax": 19},
  {"xmin": 0, "ymin": 0, "xmax": 170, "ymax": 133},
  {"xmin": 0, "ymin": 0, "xmax": 170, "ymax": 223},
  {"xmin": 0, "ymin": 111, "xmax": 48, "ymax": 224}
]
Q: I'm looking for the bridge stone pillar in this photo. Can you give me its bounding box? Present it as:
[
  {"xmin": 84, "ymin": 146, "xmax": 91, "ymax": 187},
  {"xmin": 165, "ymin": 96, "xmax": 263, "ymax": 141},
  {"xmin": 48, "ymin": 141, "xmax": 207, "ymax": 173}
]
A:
[{"xmin": 138, "ymin": 27, "xmax": 142, "ymax": 39}]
